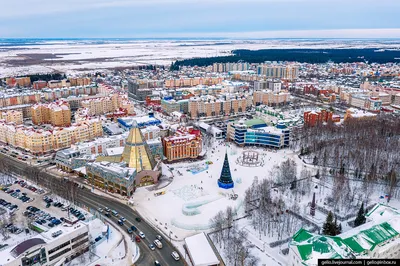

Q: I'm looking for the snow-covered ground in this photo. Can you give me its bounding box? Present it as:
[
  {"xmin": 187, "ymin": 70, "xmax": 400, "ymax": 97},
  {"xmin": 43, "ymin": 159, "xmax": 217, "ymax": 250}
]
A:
[
  {"xmin": 132, "ymin": 141, "xmax": 300, "ymax": 239},
  {"xmin": 131, "ymin": 137, "xmax": 400, "ymax": 266},
  {"xmin": 1, "ymin": 39, "xmax": 400, "ymax": 77}
]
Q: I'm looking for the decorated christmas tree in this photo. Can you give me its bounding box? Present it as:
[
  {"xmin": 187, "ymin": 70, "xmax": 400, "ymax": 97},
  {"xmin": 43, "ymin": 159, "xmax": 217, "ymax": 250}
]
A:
[{"xmin": 218, "ymin": 152, "xmax": 234, "ymax": 189}]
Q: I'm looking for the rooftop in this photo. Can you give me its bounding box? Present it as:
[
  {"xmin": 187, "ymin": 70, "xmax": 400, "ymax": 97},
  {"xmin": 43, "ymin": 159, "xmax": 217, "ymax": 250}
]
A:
[{"xmin": 185, "ymin": 233, "xmax": 220, "ymax": 266}]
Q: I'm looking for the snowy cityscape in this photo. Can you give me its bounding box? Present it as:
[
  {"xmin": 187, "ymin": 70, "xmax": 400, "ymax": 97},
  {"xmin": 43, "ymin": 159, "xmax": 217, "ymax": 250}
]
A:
[{"xmin": 1, "ymin": 1, "xmax": 400, "ymax": 265}]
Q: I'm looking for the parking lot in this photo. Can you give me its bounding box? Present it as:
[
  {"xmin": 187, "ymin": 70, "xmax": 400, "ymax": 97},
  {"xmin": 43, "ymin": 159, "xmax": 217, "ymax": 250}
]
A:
[{"xmin": 0, "ymin": 178, "xmax": 91, "ymax": 234}]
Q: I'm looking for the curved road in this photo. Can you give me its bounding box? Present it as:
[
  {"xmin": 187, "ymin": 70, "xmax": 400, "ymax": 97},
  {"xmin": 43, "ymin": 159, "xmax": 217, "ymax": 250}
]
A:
[{"xmin": 0, "ymin": 153, "xmax": 185, "ymax": 266}]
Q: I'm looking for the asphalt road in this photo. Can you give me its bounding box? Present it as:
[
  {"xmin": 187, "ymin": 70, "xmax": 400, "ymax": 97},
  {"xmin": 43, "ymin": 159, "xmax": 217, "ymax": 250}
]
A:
[{"xmin": 0, "ymin": 152, "xmax": 185, "ymax": 266}]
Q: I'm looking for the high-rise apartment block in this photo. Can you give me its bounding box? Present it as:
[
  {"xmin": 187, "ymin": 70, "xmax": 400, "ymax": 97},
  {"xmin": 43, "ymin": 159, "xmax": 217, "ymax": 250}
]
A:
[
  {"xmin": 212, "ymin": 62, "xmax": 250, "ymax": 73},
  {"xmin": 31, "ymin": 100, "xmax": 71, "ymax": 127},
  {"xmin": 257, "ymin": 64, "xmax": 299, "ymax": 80}
]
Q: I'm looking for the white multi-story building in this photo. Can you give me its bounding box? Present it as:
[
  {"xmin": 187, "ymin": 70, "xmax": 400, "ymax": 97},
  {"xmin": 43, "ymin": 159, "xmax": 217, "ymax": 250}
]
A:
[{"xmin": 0, "ymin": 222, "xmax": 89, "ymax": 266}]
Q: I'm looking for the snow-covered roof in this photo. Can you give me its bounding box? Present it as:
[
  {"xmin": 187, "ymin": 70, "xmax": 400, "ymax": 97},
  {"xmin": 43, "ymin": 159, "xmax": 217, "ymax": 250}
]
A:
[{"xmin": 184, "ymin": 233, "xmax": 220, "ymax": 266}]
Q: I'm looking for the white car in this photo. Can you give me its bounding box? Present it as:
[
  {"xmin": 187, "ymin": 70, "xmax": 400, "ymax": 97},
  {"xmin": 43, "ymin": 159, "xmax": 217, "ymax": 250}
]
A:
[
  {"xmin": 139, "ymin": 231, "xmax": 145, "ymax": 239},
  {"xmin": 171, "ymin": 251, "xmax": 180, "ymax": 261},
  {"xmin": 97, "ymin": 208, "xmax": 103, "ymax": 213},
  {"xmin": 156, "ymin": 235, "xmax": 162, "ymax": 241},
  {"xmin": 120, "ymin": 217, "xmax": 126, "ymax": 222},
  {"xmin": 154, "ymin": 239, "xmax": 162, "ymax": 249}
]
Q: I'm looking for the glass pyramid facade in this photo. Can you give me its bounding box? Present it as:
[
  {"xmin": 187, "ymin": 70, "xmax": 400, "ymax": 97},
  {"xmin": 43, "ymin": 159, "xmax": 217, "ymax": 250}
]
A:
[{"xmin": 120, "ymin": 121, "xmax": 156, "ymax": 172}]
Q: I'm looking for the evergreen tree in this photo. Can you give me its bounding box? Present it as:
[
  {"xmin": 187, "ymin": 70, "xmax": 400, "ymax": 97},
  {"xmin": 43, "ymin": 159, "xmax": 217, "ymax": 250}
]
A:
[
  {"xmin": 354, "ymin": 203, "xmax": 366, "ymax": 227},
  {"xmin": 322, "ymin": 211, "xmax": 335, "ymax": 236}
]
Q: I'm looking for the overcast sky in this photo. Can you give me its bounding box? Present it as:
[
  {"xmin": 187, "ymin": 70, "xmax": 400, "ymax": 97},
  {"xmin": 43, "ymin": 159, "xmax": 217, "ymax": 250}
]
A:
[{"xmin": 1, "ymin": 0, "xmax": 399, "ymax": 38}]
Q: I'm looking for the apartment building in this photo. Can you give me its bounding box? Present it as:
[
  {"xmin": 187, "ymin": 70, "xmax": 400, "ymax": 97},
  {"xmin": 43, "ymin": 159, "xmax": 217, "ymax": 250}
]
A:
[
  {"xmin": 128, "ymin": 79, "xmax": 164, "ymax": 101},
  {"xmin": 81, "ymin": 93, "xmax": 134, "ymax": 116},
  {"xmin": 162, "ymin": 127, "xmax": 202, "ymax": 162},
  {"xmin": 253, "ymin": 90, "xmax": 290, "ymax": 106},
  {"xmin": 303, "ymin": 109, "xmax": 340, "ymax": 127},
  {"xmin": 0, "ymin": 118, "xmax": 102, "ymax": 154},
  {"xmin": 257, "ymin": 64, "xmax": 299, "ymax": 80},
  {"xmin": 164, "ymin": 77, "xmax": 224, "ymax": 88},
  {"xmin": 69, "ymin": 77, "xmax": 91, "ymax": 86},
  {"xmin": 0, "ymin": 222, "xmax": 89, "ymax": 266},
  {"xmin": 42, "ymin": 85, "xmax": 98, "ymax": 101},
  {"xmin": 188, "ymin": 94, "xmax": 251, "ymax": 118},
  {"xmin": 33, "ymin": 80, "xmax": 47, "ymax": 90},
  {"xmin": 212, "ymin": 62, "xmax": 250, "ymax": 73},
  {"xmin": 0, "ymin": 110, "xmax": 23, "ymax": 125},
  {"xmin": 254, "ymin": 80, "xmax": 282, "ymax": 92},
  {"xmin": 48, "ymin": 79, "xmax": 71, "ymax": 88},
  {"xmin": 161, "ymin": 97, "xmax": 188, "ymax": 114},
  {"xmin": 6, "ymin": 77, "xmax": 31, "ymax": 87},
  {"xmin": 31, "ymin": 100, "xmax": 71, "ymax": 127}
]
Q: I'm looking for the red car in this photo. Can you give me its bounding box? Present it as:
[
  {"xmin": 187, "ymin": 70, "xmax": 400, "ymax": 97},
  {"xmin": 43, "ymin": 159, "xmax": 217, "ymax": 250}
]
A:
[{"xmin": 135, "ymin": 236, "xmax": 141, "ymax": 242}]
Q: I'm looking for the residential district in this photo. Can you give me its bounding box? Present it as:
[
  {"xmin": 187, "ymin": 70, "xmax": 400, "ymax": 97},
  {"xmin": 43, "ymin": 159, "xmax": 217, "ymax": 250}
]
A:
[{"xmin": 0, "ymin": 60, "xmax": 399, "ymax": 266}]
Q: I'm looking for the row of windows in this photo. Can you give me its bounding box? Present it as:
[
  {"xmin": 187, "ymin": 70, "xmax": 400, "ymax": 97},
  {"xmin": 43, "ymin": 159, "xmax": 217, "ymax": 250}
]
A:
[
  {"xmin": 72, "ymin": 237, "xmax": 89, "ymax": 250},
  {"xmin": 71, "ymin": 232, "xmax": 89, "ymax": 243},
  {"xmin": 48, "ymin": 240, "xmax": 70, "ymax": 255},
  {"xmin": 49, "ymin": 247, "xmax": 71, "ymax": 262}
]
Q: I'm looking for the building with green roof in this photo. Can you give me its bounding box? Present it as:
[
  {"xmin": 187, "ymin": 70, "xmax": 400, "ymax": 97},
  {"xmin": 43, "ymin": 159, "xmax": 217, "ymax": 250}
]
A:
[{"xmin": 288, "ymin": 204, "xmax": 400, "ymax": 266}]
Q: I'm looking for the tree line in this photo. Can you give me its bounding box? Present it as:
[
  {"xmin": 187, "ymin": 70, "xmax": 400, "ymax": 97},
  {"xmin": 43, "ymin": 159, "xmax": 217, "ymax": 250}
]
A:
[{"xmin": 170, "ymin": 49, "xmax": 400, "ymax": 69}]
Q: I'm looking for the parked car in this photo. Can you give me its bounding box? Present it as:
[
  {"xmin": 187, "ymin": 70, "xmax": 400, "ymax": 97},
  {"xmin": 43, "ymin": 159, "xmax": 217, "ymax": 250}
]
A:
[
  {"xmin": 156, "ymin": 235, "xmax": 162, "ymax": 241},
  {"xmin": 130, "ymin": 225, "xmax": 137, "ymax": 232},
  {"xmin": 149, "ymin": 244, "xmax": 155, "ymax": 251},
  {"xmin": 135, "ymin": 236, "xmax": 141, "ymax": 242},
  {"xmin": 139, "ymin": 231, "xmax": 145, "ymax": 239},
  {"xmin": 127, "ymin": 228, "xmax": 133, "ymax": 234},
  {"xmin": 135, "ymin": 217, "xmax": 141, "ymax": 222}
]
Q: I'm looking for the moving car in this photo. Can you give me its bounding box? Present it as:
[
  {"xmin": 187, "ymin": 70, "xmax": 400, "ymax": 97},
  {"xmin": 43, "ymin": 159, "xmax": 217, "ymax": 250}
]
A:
[
  {"xmin": 156, "ymin": 235, "xmax": 162, "ymax": 241},
  {"xmin": 135, "ymin": 236, "xmax": 141, "ymax": 242},
  {"xmin": 154, "ymin": 239, "xmax": 162, "ymax": 249},
  {"xmin": 149, "ymin": 243, "xmax": 155, "ymax": 251},
  {"xmin": 171, "ymin": 251, "xmax": 180, "ymax": 261},
  {"xmin": 139, "ymin": 231, "xmax": 145, "ymax": 238}
]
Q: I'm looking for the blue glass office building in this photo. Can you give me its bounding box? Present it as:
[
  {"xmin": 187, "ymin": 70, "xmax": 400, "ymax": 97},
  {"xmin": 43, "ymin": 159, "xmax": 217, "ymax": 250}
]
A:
[{"xmin": 227, "ymin": 119, "xmax": 290, "ymax": 149}]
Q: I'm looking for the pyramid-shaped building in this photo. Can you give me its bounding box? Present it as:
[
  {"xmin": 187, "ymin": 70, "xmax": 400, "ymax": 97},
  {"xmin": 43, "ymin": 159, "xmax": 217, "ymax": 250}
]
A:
[{"xmin": 120, "ymin": 121, "xmax": 156, "ymax": 172}]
